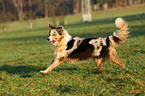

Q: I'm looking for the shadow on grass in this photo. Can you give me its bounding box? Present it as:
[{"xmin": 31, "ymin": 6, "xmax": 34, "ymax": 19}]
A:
[
  {"xmin": 0, "ymin": 35, "xmax": 48, "ymax": 42},
  {"xmin": 0, "ymin": 35, "xmax": 49, "ymax": 46},
  {"xmin": 65, "ymin": 13, "xmax": 145, "ymax": 38},
  {"xmin": 53, "ymin": 67, "xmax": 78, "ymax": 72},
  {"xmin": 56, "ymin": 84, "xmax": 76, "ymax": 94},
  {"xmin": 65, "ymin": 13, "xmax": 145, "ymax": 28},
  {"xmin": 0, "ymin": 14, "xmax": 145, "ymax": 41},
  {"xmin": 0, "ymin": 13, "xmax": 145, "ymax": 42},
  {"xmin": 53, "ymin": 67, "xmax": 103, "ymax": 75},
  {"xmin": 0, "ymin": 64, "xmax": 42, "ymax": 78}
]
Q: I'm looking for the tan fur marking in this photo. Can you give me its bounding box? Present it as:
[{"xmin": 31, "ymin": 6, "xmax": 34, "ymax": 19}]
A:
[
  {"xmin": 95, "ymin": 58, "xmax": 103, "ymax": 71},
  {"xmin": 109, "ymin": 46, "xmax": 125, "ymax": 68}
]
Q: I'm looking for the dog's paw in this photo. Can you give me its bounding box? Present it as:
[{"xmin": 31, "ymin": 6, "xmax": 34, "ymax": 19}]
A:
[
  {"xmin": 40, "ymin": 70, "xmax": 48, "ymax": 74},
  {"xmin": 122, "ymin": 65, "xmax": 125, "ymax": 69},
  {"xmin": 98, "ymin": 69, "xmax": 103, "ymax": 72}
]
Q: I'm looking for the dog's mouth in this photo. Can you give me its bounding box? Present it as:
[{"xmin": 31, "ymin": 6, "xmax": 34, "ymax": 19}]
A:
[
  {"xmin": 50, "ymin": 38, "xmax": 61, "ymax": 45},
  {"xmin": 50, "ymin": 40, "xmax": 55, "ymax": 45}
]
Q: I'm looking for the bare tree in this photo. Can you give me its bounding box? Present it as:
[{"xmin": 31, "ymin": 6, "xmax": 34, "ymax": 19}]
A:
[
  {"xmin": 29, "ymin": 0, "xmax": 32, "ymax": 19},
  {"xmin": 45, "ymin": 0, "xmax": 48, "ymax": 18},
  {"xmin": 11, "ymin": 0, "xmax": 23, "ymax": 21},
  {"xmin": 73, "ymin": 0, "xmax": 80, "ymax": 14},
  {"xmin": 1, "ymin": 0, "xmax": 6, "ymax": 18}
]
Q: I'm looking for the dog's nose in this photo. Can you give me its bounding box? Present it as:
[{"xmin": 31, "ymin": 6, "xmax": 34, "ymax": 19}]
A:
[{"xmin": 47, "ymin": 38, "xmax": 50, "ymax": 41}]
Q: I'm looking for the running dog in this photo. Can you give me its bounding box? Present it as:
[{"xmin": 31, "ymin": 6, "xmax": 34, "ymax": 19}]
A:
[{"xmin": 40, "ymin": 18, "xmax": 129, "ymax": 74}]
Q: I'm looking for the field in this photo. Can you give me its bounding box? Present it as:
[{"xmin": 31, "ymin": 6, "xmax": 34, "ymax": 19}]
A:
[{"xmin": 0, "ymin": 5, "xmax": 145, "ymax": 95}]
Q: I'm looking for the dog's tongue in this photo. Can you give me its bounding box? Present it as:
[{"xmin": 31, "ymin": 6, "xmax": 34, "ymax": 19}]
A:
[
  {"xmin": 50, "ymin": 41, "xmax": 54, "ymax": 45},
  {"xmin": 50, "ymin": 38, "xmax": 61, "ymax": 45}
]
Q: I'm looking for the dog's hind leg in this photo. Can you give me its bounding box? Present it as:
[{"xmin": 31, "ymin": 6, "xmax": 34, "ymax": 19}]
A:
[
  {"xmin": 95, "ymin": 58, "xmax": 104, "ymax": 72},
  {"xmin": 109, "ymin": 56, "xmax": 125, "ymax": 68},
  {"xmin": 109, "ymin": 47, "xmax": 125, "ymax": 68}
]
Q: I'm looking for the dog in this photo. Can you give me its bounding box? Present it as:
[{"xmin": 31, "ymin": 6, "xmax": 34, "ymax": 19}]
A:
[{"xmin": 40, "ymin": 18, "xmax": 129, "ymax": 74}]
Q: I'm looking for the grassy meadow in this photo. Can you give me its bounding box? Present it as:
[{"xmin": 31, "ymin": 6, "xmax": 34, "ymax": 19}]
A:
[{"xmin": 0, "ymin": 5, "xmax": 145, "ymax": 95}]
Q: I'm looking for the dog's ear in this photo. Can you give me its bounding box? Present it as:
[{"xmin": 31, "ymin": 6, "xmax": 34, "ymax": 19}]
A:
[
  {"xmin": 49, "ymin": 24, "xmax": 55, "ymax": 30},
  {"xmin": 56, "ymin": 27, "xmax": 63, "ymax": 35}
]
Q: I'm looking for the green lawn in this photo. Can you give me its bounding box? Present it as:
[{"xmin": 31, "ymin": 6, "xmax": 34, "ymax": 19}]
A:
[{"xmin": 0, "ymin": 5, "xmax": 145, "ymax": 95}]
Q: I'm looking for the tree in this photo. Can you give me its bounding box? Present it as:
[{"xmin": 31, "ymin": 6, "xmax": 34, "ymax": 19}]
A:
[
  {"xmin": 73, "ymin": 0, "xmax": 81, "ymax": 14},
  {"xmin": 1, "ymin": 0, "xmax": 6, "ymax": 18},
  {"xmin": 28, "ymin": 0, "xmax": 32, "ymax": 19},
  {"xmin": 45, "ymin": 0, "xmax": 48, "ymax": 18},
  {"xmin": 11, "ymin": 0, "xmax": 24, "ymax": 21}
]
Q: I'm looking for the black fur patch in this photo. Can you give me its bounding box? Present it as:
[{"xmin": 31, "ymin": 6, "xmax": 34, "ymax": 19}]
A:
[
  {"xmin": 49, "ymin": 24, "xmax": 56, "ymax": 29},
  {"xmin": 113, "ymin": 36, "xmax": 121, "ymax": 43},
  {"xmin": 66, "ymin": 39, "xmax": 75, "ymax": 50},
  {"xmin": 68, "ymin": 38, "xmax": 96, "ymax": 60},
  {"xmin": 106, "ymin": 37, "xmax": 110, "ymax": 46},
  {"xmin": 99, "ymin": 37, "xmax": 110, "ymax": 59}
]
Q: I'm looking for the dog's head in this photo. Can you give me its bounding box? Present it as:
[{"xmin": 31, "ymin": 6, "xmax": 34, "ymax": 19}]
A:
[{"xmin": 48, "ymin": 24, "xmax": 64, "ymax": 45}]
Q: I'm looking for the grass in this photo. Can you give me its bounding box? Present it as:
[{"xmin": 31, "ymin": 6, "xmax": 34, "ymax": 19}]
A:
[{"xmin": 0, "ymin": 4, "xmax": 145, "ymax": 96}]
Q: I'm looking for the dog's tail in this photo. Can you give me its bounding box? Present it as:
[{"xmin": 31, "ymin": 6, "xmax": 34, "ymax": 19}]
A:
[{"xmin": 109, "ymin": 17, "xmax": 129, "ymax": 46}]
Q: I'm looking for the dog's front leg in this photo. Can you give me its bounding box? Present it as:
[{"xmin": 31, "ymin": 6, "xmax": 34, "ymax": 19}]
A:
[{"xmin": 40, "ymin": 58, "xmax": 63, "ymax": 74}]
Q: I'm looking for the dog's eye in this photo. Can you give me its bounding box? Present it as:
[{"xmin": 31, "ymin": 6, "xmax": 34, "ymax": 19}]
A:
[{"xmin": 52, "ymin": 34, "xmax": 56, "ymax": 36}]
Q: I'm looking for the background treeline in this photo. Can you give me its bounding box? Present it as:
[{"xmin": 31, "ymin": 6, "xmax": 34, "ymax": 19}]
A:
[{"xmin": 0, "ymin": 0, "xmax": 145, "ymax": 23}]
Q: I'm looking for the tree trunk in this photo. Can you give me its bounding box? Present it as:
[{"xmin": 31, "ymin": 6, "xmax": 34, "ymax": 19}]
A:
[
  {"xmin": 124, "ymin": 0, "xmax": 128, "ymax": 7},
  {"xmin": 45, "ymin": 0, "xmax": 48, "ymax": 18},
  {"xmin": 73, "ymin": 0, "xmax": 80, "ymax": 14},
  {"xmin": 18, "ymin": 10, "xmax": 23, "ymax": 21},
  {"xmin": 29, "ymin": 0, "xmax": 32, "ymax": 19},
  {"xmin": 12, "ymin": 0, "xmax": 23, "ymax": 21},
  {"xmin": 1, "ymin": 0, "xmax": 6, "ymax": 18}
]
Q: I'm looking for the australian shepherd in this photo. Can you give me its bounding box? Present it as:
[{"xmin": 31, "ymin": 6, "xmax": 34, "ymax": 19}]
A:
[{"xmin": 40, "ymin": 18, "xmax": 129, "ymax": 74}]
